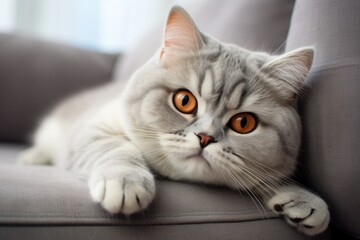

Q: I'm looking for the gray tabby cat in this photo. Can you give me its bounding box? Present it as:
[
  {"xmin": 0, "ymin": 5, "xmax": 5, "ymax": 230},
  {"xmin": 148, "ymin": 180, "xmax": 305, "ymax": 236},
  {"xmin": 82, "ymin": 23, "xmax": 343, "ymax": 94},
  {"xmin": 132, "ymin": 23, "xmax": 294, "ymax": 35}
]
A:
[{"xmin": 18, "ymin": 6, "xmax": 329, "ymax": 235}]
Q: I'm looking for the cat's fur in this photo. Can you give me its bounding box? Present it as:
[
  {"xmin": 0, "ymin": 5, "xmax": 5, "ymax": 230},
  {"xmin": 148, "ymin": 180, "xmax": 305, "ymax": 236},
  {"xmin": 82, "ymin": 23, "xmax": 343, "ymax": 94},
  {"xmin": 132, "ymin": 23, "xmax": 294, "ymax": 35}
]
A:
[{"xmin": 18, "ymin": 6, "xmax": 329, "ymax": 235}]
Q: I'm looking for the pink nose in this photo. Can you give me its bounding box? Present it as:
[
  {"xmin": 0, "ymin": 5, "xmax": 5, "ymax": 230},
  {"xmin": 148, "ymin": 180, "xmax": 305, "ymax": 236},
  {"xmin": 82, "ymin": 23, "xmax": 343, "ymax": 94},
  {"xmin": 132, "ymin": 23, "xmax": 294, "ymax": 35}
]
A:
[{"xmin": 196, "ymin": 132, "xmax": 215, "ymax": 148}]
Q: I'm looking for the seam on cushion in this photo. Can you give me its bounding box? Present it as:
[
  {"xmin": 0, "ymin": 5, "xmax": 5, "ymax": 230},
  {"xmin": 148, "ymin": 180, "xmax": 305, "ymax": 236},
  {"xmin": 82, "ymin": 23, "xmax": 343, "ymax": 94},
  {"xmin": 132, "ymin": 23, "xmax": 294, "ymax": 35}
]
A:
[
  {"xmin": 0, "ymin": 218, "xmax": 282, "ymax": 227},
  {"xmin": 0, "ymin": 218, "xmax": 282, "ymax": 226},
  {"xmin": 0, "ymin": 210, "xmax": 278, "ymax": 225},
  {"xmin": 0, "ymin": 209, "xmax": 274, "ymax": 218},
  {"xmin": 0, "ymin": 212, "xmax": 275, "ymax": 220},
  {"xmin": 0, "ymin": 215, "xmax": 280, "ymax": 226}
]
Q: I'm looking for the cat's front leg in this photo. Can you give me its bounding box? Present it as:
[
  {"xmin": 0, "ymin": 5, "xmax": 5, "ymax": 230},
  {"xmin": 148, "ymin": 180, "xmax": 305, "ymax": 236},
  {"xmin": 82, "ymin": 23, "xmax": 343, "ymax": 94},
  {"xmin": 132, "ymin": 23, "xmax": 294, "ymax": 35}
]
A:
[
  {"xmin": 69, "ymin": 130, "xmax": 155, "ymax": 215},
  {"xmin": 89, "ymin": 161, "xmax": 155, "ymax": 215},
  {"xmin": 266, "ymin": 185, "xmax": 330, "ymax": 235}
]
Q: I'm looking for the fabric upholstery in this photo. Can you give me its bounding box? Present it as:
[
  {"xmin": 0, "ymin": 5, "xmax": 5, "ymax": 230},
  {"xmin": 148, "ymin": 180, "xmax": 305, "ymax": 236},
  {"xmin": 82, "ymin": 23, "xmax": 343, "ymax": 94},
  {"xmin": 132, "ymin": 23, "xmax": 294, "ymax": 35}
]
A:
[
  {"xmin": 0, "ymin": 221, "xmax": 320, "ymax": 240},
  {"xmin": 0, "ymin": 144, "xmax": 329, "ymax": 240},
  {"xmin": 0, "ymin": 34, "xmax": 118, "ymax": 143},
  {"xmin": 114, "ymin": 0, "xmax": 295, "ymax": 85},
  {"xmin": 286, "ymin": 0, "xmax": 360, "ymax": 238}
]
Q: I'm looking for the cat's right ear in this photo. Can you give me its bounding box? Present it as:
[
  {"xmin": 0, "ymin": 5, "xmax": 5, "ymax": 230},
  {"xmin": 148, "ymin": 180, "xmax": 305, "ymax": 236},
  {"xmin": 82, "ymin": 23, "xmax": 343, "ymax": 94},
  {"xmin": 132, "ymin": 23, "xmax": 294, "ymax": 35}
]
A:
[
  {"xmin": 160, "ymin": 6, "xmax": 204, "ymax": 66},
  {"xmin": 260, "ymin": 47, "xmax": 314, "ymax": 102}
]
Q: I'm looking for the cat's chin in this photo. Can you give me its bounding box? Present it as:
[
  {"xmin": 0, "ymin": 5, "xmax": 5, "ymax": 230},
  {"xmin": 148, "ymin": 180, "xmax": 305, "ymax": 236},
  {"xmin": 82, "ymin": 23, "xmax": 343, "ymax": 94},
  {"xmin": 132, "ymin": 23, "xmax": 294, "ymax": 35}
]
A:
[{"xmin": 186, "ymin": 154, "xmax": 213, "ymax": 170}]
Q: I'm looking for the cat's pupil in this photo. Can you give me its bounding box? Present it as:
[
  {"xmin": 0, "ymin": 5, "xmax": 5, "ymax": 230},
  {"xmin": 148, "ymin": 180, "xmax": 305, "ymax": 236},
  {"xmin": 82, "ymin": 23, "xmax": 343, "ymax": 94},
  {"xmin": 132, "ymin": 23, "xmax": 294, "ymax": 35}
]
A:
[
  {"xmin": 240, "ymin": 117, "xmax": 247, "ymax": 128},
  {"xmin": 182, "ymin": 95, "xmax": 189, "ymax": 106}
]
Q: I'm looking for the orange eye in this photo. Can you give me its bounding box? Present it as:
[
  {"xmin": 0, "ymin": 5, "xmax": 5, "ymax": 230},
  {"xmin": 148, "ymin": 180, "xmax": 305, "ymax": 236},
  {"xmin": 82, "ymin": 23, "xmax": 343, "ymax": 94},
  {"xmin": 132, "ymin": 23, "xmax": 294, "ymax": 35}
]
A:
[
  {"xmin": 229, "ymin": 112, "xmax": 257, "ymax": 134},
  {"xmin": 173, "ymin": 89, "xmax": 197, "ymax": 114}
]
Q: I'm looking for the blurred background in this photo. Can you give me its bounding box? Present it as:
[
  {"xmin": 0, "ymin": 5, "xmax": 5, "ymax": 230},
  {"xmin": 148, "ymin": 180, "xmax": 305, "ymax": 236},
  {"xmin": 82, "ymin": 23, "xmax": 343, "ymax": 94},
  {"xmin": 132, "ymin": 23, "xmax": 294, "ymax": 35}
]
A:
[{"xmin": 0, "ymin": 0, "xmax": 201, "ymax": 53}]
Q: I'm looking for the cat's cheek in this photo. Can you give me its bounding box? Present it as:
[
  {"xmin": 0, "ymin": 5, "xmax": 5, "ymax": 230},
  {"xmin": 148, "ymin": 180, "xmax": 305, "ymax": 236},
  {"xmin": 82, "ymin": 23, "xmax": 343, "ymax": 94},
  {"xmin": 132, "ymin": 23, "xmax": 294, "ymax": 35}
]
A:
[
  {"xmin": 140, "ymin": 89, "xmax": 167, "ymax": 124},
  {"xmin": 226, "ymin": 126, "xmax": 284, "ymax": 168}
]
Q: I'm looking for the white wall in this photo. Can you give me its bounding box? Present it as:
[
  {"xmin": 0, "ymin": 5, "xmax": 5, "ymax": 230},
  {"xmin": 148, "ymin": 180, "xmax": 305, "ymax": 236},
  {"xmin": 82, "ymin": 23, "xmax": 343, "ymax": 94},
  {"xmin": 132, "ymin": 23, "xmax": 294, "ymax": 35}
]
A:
[
  {"xmin": 0, "ymin": 0, "xmax": 199, "ymax": 53},
  {"xmin": 0, "ymin": 0, "xmax": 16, "ymax": 31}
]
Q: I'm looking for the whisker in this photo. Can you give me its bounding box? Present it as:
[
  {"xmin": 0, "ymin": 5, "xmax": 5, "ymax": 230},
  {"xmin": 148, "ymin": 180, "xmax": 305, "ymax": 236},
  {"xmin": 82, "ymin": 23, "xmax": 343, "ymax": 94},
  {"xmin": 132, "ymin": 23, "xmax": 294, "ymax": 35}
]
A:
[
  {"xmin": 240, "ymin": 166, "xmax": 278, "ymax": 199},
  {"xmin": 227, "ymin": 169, "xmax": 268, "ymax": 218},
  {"xmin": 242, "ymin": 164, "xmax": 284, "ymax": 192},
  {"xmin": 233, "ymin": 152, "xmax": 302, "ymax": 187},
  {"xmin": 222, "ymin": 150, "xmax": 282, "ymax": 198},
  {"xmin": 215, "ymin": 158, "xmax": 268, "ymax": 218}
]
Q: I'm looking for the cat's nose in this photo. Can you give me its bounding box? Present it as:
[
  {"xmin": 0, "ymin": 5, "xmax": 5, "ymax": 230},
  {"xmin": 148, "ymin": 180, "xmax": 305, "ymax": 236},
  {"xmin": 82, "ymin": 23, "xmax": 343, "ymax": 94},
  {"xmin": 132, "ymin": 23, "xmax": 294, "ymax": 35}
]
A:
[{"xmin": 196, "ymin": 132, "xmax": 215, "ymax": 148}]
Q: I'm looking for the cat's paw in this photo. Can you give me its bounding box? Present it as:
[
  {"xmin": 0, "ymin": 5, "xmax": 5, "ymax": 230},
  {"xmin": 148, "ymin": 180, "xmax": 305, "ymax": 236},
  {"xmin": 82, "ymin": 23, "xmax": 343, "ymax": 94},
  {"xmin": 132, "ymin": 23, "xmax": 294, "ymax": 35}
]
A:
[
  {"xmin": 17, "ymin": 147, "xmax": 51, "ymax": 165},
  {"xmin": 89, "ymin": 167, "xmax": 155, "ymax": 215},
  {"xmin": 267, "ymin": 188, "xmax": 330, "ymax": 235}
]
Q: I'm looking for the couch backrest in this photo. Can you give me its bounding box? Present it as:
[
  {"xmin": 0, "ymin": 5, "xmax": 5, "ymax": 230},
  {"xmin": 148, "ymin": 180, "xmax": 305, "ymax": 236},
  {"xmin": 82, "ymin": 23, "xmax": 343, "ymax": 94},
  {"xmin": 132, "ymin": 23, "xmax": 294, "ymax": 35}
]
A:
[{"xmin": 0, "ymin": 34, "xmax": 118, "ymax": 143}]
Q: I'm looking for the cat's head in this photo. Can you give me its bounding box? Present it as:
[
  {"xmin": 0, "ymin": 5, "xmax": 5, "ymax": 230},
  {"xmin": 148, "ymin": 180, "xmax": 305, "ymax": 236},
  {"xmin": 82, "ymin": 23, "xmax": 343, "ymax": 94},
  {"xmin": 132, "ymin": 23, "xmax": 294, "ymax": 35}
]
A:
[{"xmin": 121, "ymin": 6, "xmax": 313, "ymax": 191}]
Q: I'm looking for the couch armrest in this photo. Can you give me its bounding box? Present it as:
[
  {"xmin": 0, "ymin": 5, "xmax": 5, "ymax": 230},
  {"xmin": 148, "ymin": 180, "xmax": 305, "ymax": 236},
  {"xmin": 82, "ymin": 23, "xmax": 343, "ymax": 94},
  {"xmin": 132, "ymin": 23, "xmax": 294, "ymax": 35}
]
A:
[
  {"xmin": 0, "ymin": 34, "xmax": 119, "ymax": 143},
  {"xmin": 286, "ymin": 1, "xmax": 360, "ymax": 237}
]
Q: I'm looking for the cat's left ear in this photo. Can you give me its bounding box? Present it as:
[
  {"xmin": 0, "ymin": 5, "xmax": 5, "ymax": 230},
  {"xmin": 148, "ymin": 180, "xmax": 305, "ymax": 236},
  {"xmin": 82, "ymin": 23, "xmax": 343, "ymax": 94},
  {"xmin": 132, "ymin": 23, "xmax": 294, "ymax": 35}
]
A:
[
  {"xmin": 160, "ymin": 6, "xmax": 204, "ymax": 66},
  {"xmin": 261, "ymin": 47, "xmax": 314, "ymax": 102}
]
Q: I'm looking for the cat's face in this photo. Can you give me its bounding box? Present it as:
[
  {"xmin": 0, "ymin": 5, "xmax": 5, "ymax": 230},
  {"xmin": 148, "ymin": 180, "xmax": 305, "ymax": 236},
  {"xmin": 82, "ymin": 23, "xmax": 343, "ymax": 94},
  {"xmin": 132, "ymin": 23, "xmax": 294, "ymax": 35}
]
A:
[{"xmin": 121, "ymin": 7, "xmax": 313, "ymax": 191}]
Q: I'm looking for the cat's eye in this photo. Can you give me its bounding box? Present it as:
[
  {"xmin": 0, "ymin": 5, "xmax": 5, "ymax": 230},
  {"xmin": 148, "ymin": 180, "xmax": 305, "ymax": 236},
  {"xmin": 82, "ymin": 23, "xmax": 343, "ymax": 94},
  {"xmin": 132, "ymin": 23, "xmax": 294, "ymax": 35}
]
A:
[
  {"xmin": 173, "ymin": 89, "xmax": 197, "ymax": 114},
  {"xmin": 229, "ymin": 112, "xmax": 257, "ymax": 134}
]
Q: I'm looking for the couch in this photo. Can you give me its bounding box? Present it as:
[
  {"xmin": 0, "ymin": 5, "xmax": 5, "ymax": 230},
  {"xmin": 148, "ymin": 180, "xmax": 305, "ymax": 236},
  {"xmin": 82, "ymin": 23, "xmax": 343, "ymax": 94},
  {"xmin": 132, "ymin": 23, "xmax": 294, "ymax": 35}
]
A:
[{"xmin": 0, "ymin": 0, "xmax": 359, "ymax": 239}]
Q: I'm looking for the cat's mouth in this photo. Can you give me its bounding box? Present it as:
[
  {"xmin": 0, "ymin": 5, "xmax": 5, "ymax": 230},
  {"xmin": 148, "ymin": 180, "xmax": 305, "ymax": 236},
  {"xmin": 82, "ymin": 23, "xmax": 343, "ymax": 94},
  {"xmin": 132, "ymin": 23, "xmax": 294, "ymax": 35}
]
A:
[{"xmin": 188, "ymin": 151, "xmax": 212, "ymax": 170}]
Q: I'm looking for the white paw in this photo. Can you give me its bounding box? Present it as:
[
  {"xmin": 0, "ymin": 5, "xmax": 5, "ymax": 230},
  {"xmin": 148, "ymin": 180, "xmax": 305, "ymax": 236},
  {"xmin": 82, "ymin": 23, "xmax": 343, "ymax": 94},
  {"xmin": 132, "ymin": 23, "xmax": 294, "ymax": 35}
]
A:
[
  {"xmin": 89, "ymin": 167, "xmax": 155, "ymax": 215},
  {"xmin": 267, "ymin": 189, "xmax": 330, "ymax": 235},
  {"xmin": 17, "ymin": 147, "xmax": 51, "ymax": 165}
]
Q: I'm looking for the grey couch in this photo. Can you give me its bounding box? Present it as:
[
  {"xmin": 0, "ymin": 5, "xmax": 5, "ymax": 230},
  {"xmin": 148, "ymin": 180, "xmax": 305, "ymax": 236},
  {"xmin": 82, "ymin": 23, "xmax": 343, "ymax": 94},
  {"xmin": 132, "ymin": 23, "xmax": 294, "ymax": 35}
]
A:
[{"xmin": 0, "ymin": 1, "xmax": 359, "ymax": 239}]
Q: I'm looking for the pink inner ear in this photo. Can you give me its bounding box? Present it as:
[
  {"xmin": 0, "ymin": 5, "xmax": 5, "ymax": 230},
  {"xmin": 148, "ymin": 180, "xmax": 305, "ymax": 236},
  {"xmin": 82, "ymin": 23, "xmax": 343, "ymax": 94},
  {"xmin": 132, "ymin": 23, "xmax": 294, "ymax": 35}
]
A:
[
  {"xmin": 160, "ymin": 49, "xmax": 165, "ymax": 59},
  {"xmin": 161, "ymin": 8, "xmax": 201, "ymax": 63}
]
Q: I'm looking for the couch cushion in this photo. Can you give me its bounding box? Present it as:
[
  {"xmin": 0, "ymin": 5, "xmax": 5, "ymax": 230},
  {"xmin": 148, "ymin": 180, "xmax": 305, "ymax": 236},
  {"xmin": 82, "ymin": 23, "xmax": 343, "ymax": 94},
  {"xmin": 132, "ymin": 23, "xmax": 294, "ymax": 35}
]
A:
[
  {"xmin": 0, "ymin": 144, "xmax": 325, "ymax": 240},
  {"xmin": 0, "ymin": 164, "xmax": 272, "ymax": 225},
  {"xmin": 285, "ymin": 0, "xmax": 360, "ymax": 238},
  {"xmin": 0, "ymin": 34, "xmax": 118, "ymax": 143}
]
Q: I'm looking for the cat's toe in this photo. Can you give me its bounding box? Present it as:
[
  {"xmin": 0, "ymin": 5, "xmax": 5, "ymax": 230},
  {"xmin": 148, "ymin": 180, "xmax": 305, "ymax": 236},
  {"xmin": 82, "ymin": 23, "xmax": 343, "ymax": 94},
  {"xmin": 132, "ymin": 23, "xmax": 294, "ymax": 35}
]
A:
[
  {"xmin": 17, "ymin": 147, "xmax": 51, "ymax": 165},
  {"xmin": 89, "ymin": 169, "xmax": 155, "ymax": 215},
  {"xmin": 284, "ymin": 201, "xmax": 315, "ymax": 226},
  {"xmin": 89, "ymin": 175, "xmax": 106, "ymax": 202},
  {"xmin": 102, "ymin": 179, "xmax": 151, "ymax": 215},
  {"xmin": 298, "ymin": 205, "xmax": 330, "ymax": 235},
  {"xmin": 283, "ymin": 203, "xmax": 330, "ymax": 235},
  {"xmin": 120, "ymin": 181, "xmax": 154, "ymax": 215}
]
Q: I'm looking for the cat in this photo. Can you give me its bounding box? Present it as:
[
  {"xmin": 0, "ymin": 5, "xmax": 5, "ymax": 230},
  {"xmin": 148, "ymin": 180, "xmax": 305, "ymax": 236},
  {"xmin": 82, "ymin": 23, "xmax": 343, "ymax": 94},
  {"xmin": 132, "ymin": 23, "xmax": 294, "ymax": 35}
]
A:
[{"xmin": 18, "ymin": 6, "xmax": 330, "ymax": 236}]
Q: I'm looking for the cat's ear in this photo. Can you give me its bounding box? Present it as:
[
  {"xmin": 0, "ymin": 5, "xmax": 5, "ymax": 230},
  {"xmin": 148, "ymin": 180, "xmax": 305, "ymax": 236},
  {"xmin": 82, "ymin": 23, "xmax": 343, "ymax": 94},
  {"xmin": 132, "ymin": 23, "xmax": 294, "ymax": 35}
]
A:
[
  {"xmin": 160, "ymin": 6, "xmax": 204, "ymax": 66},
  {"xmin": 260, "ymin": 47, "xmax": 314, "ymax": 102}
]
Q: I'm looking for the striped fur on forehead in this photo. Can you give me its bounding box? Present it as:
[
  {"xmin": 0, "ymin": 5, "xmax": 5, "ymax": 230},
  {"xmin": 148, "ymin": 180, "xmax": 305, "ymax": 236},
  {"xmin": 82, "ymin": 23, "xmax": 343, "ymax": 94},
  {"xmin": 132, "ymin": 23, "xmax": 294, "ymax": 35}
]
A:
[{"xmin": 190, "ymin": 42, "xmax": 272, "ymax": 112}]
